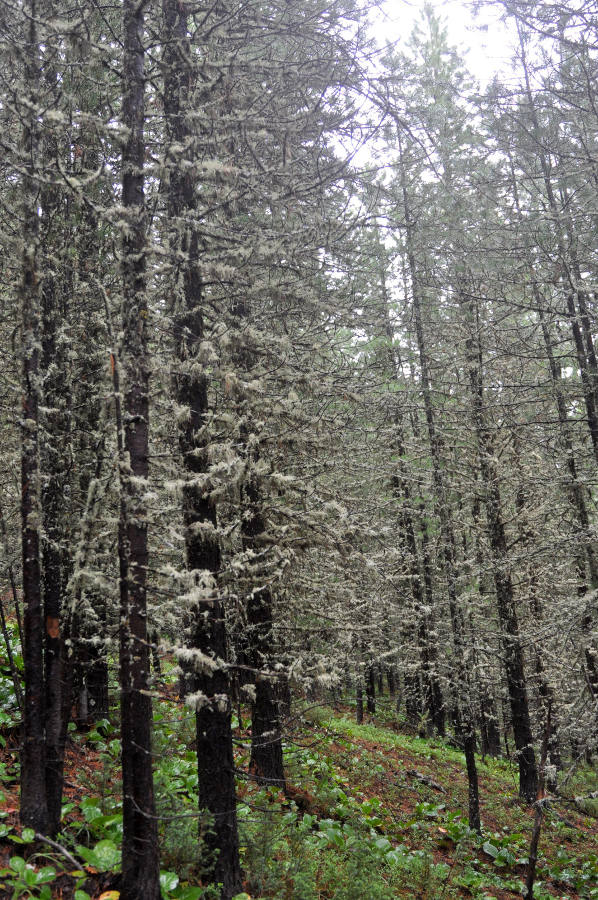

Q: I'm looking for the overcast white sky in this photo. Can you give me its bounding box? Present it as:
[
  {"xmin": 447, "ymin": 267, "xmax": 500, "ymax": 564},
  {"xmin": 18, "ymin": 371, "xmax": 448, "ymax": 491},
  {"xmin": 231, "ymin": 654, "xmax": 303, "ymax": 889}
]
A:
[{"xmin": 371, "ymin": 0, "xmax": 517, "ymax": 85}]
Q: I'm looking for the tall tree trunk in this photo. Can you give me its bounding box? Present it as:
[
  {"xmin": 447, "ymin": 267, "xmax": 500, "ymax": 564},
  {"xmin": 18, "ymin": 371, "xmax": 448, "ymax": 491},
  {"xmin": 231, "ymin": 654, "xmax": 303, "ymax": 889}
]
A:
[
  {"xmin": 356, "ymin": 681, "xmax": 364, "ymax": 724},
  {"xmin": 507, "ymin": 152, "xmax": 598, "ymax": 699},
  {"xmin": 243, "ymin": 476, "xmax": 285, "ymax": 790},
  {"xmin": 230, "ymin": 310, "xmax": 285, "ymax": 787},
  {"xmin": 366, "ymin": 665, "xmax": 376, "ymax": 714},
  {"xmin": 162, "ymin": 2, "xmax": 241, "ymax": 893},
  {"xmin": 74, "ymin": 158, "xmax": 110, "ymax": 727},
  {"xmin": 39, "ymin": 114, "xmax": 71, "ymax": 836},
  {"xmin": 41, "ymin": 269, "xmax": 67, "ymax": 835},
  {"xmin": 470, "ymin": 498, "xmax": 501, "ymax": 759},
  {"xmin": 380, "ymin": 266, "xmax": 444, "ymax": 736},
  {"xmin": 461, "ymin": 289, "xmax": 537, "ymax": 802},
  {"xmin": 517, "ymin": 25, "xmax": 598, "ymax": 468},
  {"xmin": 19, "ymin": 0, "xmax": 48, "ymax": 835},
  {"xmin": 396, "ymin": 128, "xmax": 480, "ymax": 828},
  {"xmin": 118, "ymin": 0, "xmax": 159, "ymax": 895}
]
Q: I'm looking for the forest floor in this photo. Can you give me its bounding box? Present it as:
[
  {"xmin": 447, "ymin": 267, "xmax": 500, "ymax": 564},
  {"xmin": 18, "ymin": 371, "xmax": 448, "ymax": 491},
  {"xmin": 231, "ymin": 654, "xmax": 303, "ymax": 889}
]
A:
[{"xmin": 0, "ymin": 690, "xmax": 596, "ymax": 899}]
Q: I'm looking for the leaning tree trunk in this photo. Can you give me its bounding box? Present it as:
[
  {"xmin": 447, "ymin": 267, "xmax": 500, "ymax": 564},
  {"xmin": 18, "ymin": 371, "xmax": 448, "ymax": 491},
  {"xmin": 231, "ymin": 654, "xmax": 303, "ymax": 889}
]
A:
[
  {"xmin": 118, "ymin": 1, "xmax": 160, "ymax": 896},
  {"xmin": 162, "ymin": 1, "xmax": 242, "ymax": 894}
]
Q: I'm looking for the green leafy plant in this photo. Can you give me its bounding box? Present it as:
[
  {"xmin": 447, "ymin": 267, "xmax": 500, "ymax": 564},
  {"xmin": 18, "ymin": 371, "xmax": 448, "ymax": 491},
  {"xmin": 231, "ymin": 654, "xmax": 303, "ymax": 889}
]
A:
[
  {"xmin": 75, "ymin": 838, "xmax": 120, "ymax": 872},
  {"xmin": 159, "ymin": 870, "xmax": 204, "ymax": 900},
  {"xmin": 0, "ymin": 856, "xmax": 56, "ymax": 900}
]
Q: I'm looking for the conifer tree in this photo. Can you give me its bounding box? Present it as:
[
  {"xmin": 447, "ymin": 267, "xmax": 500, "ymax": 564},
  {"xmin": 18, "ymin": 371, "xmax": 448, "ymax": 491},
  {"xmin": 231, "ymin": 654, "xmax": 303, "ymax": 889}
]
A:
[{"xmin": 118, "ymin": 0, "xmax": 160, "ymax": 893}]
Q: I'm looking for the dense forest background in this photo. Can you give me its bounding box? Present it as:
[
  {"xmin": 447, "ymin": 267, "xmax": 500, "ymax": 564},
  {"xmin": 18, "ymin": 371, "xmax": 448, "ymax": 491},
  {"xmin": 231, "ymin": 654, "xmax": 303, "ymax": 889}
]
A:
[{"xmin": 0, "ymin": 0, "xmax": 597, "ymax": 897}]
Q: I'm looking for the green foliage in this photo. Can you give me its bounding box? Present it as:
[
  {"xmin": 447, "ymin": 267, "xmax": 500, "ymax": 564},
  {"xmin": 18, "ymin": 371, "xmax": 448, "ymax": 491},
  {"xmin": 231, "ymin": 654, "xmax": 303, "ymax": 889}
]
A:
[
  {"xmin": 546, "ymin": 847, "xmax": 598, "ymax": 898},
  {"xmin": 236, "ymin": 765, "xmax": 454, "ymax": 900},
  {"xmin": 86, "ymin": 718, "xmax": 118, "ymax": 753},
  {"xmin": 5, "ymin": 699, "xmax": 595, "ymax": 899},
  {"xmin": 8, "ymin": 826, "xmax": 35, "ymax": 845},
  {"xmin": 75, "ymin": 838, "xmax": 120, "ymax": 872},
  {"xmin": 159, "ymin": 870, "xmax": 205, "ymax": 899},
  {"xmin": 73, "ymin": 795, "xmax": 123, "ymax": 843},
  {"xmin": 0, "ymin": 856, "xmax": 56, "ymax": 900},
  {"xmin": 153, "ymin": 709, "xmax": 201, "ymax": 878},
  {"xmin": 0, "ymin": 620, "xmax": 23, "ymax": 722}
]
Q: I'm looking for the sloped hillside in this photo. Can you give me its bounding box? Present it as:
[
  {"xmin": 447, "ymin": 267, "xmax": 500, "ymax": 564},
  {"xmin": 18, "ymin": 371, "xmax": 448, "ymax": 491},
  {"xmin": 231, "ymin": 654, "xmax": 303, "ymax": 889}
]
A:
[{"xmin": 0, "ymin": 693, "xmax": 596, "ymax": 899}]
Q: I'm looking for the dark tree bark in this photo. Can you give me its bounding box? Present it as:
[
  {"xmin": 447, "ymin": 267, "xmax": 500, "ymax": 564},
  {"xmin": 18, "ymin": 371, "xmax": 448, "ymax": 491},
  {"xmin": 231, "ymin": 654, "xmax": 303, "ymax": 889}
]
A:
[
  {"xmin": 501, "ymin": 697, "xmax": 511, "ymax": 760},
  {"xmin": 404, "ymin": 672, "xmax": 421, "ymax": 729},
  {"xmin": 118, "ymin": 0, "xmax": 160, "ymax": 895},
  {"xmin": 193, "ymin": 597, "xmax": 241, "ymax": 899},
  {"xmin": 19, "ymin": 0, "xmax": 48, "ymax": 835},
  {"xmin": 380, "ymin": 266, "xmax": 444, "ymax": 736},
  {"xmin": 396, "ymin": 127, "xmax": 480, "ymax": 828},
  {"xmin": 479, "ymin": 693, "xmax": 501, "ymax": 759},
  {"xmin": 470, "ymin": 499, "xmax": 501, "ymax": 759},
  {"xmin": 464, "ymin": 727, "xmax": 481, "ymax": 834},
  {"xmin": 235, "ymin": 345, "xmax": 284, "ymax": 789},
  {"xmin": 387, "ymin": 667, "xmax": 396, "ymax": 697},
  {"xmin": 356, "ymin": 682, "xmax": 364, "ymax": 724},
  {"xmin": 39, "ymin": 116, "xmax": 72, "ymax": 835},
  {"xmin": 506, "ymin": 149, "xmax": 598, "ymax": 697},
  {"xmin": 243, "ymin": 491, "xmax": 285, "ymax": 789},
  {"xmin": 366, "ymin": 665, "xmax": 376, "ymax": 714},
  {"xmin": 461, "ymin": 288, "xmax": 537, "ymax": 803},
  {"xmin": 41, "ymin": 269, "xmax": 67, "ymax": 833},
  {"xmin": 162, "ymin": 1, "xmax": 241, "ymax": 894}
]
